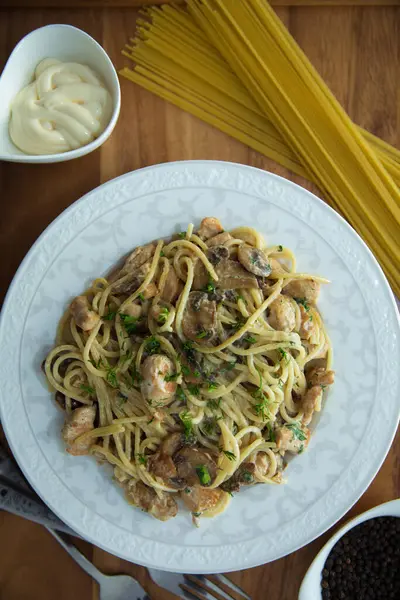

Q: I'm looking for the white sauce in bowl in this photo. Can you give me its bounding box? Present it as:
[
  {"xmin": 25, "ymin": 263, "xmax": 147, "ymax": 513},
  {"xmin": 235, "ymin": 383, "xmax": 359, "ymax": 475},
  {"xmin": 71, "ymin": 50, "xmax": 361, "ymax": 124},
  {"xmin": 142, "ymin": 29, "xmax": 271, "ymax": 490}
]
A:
[{"xmin": 9, "ymin": 58, "xmax": 113, "ymax": 155}]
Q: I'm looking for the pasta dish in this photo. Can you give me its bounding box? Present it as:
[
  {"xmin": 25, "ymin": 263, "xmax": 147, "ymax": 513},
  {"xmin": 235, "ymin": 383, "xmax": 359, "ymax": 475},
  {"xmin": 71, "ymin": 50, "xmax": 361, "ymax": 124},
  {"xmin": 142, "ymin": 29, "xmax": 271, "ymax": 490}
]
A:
[{"xmin": 44, "ymin": 217, "xmax": 334, "ymax": 522}]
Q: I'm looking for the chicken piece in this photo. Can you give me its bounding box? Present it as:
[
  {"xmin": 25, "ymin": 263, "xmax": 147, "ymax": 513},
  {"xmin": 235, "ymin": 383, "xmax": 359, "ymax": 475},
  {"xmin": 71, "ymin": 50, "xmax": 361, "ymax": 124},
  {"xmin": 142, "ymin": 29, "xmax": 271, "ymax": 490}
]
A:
[
  {"xmin": 215, "ymin": 260, "xmax": 258, "ymax": 290},
  {"xmin": 160, "ymin": 265, "xmax": 181, "ymax": 303},
  {"xmin": 283, "ymin": 279, "xmax": 320, "ymax": 305},
  {"xmin": 207, "ymin": 245, "xmax": 229, "ymax": 266},
  {"xmin": 125, "ymin": 481, "xmax": 178, "ymax": 521},
  {"xmin": 301, "ymin": 386, "xmax": 323, "ymax": 425},
  {"xmin": 197, "ymin": 217, "xmax": 224, "ymax": 241},
  {"xmin": 148, "ymin": 433, "xmax": 188, "ymax": 488},
  {"xmin": 254, "ymin": 452, "xmax": 269, "ymax": 478},
  {"xmin": 268, "ymin": 295, "xmax": 296, "ymax": 332},
  {"xmin": 141, "ymin": 282, "xmax": 158, "ymax": 300},
  {"xmin": 121, "ymin": 243, "xmax": 156, "ymax": 276},
  {"xmin": 62, "ymin": 405, "xmax": 97, "ymax": 455},
  {"xmin": 70, "ymin": 296, "xmax": 100, "ymax": 331},
  {"xmin": 221, "ymin": 462, "xmax": 256, "ymax": 493},
  {"xmin": 192, "ymin": 259, "xmax": 209, "ymax": 290},
  {"xmin": 298, "ymin": 304, "xmax": 315, "ymax": 340},
  {"xmin": 112, "ymin": 261, "xmax": 151, "ymax": 294},
  {"xmin": 275, "ymin": 424, "xmax": 310, "ymax": 453},
  {"xmin": 182, "ymin": 292, "xmax": 217, "ymax": 345},
  {"xmin": 207, "ymin": 232, "xmax": 232, "ymax": 247},
  {"xmin": 174, "ymin": 447, "xmax": 218, "ymax": 486},
  {"xmin": 181, "ymin": 486, "xmax": 222, "ymax": 513},
  {"xmin": 268, "ymin": 258, "xmax": 287, "ymax": 277},
  {"xmin": 121, "ymin": 302, "xmax": 142, "ymax": 319},
  {"xmin": 238, "ymin": 245, "xmax": 272, "ymax": 277},
  {"xmin": 160, "ymin": 432, "xmax": 186, "ymax": 456},
  {"xmin": 306, "ymin": 367, "xmax": 335, "ymax": 388},
  {"xmin": 141, "ymin": 354, "xmax": 177, "ymax": 405}
]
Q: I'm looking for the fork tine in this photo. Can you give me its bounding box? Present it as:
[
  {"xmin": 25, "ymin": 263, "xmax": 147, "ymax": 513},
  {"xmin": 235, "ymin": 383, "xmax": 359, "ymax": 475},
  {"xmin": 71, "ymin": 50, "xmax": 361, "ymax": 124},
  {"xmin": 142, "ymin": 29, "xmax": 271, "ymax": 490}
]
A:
[
  {"xmin": 184, "ymin": 575, "xmax": 237, "ymax": 600},
  {"xmin": 211, "ymin": 574, "xmax": 252, "ymax": 600},
  {"xmin": 180, "ymin": 582, "xmax": 209, "ymax": 600}
]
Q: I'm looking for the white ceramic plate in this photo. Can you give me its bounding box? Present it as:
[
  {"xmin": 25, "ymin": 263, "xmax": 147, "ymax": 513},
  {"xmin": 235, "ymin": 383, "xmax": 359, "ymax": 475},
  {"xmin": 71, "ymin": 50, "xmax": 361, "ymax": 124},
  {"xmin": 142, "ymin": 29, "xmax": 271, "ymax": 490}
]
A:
[{"xmin": 0, "ymin": 161, "xmax": 399, "ymax": 573}]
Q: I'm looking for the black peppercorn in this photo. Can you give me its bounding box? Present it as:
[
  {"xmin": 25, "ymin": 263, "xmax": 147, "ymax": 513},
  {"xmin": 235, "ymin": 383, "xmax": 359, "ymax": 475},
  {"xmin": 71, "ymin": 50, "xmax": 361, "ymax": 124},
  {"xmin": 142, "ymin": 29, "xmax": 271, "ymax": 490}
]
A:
[{"xmin": 321, "ymin": 516, "xmax": 400, "ymax": 600}]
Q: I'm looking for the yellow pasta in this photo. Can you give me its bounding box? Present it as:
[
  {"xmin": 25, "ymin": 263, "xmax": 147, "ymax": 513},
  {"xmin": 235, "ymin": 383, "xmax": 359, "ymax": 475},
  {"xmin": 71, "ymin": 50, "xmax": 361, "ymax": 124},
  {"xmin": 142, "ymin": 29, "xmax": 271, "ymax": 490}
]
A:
[{"xmin": 120, "ymin": 1, "xmax": 400, "ymax": 295}]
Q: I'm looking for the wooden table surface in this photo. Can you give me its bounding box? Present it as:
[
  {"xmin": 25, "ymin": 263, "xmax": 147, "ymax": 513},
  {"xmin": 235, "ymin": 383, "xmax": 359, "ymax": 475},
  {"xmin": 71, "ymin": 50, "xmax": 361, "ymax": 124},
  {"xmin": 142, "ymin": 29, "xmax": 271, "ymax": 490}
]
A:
[{"xmin": 0, "ymin": 2, "xmax": 399, "ymax": 599}]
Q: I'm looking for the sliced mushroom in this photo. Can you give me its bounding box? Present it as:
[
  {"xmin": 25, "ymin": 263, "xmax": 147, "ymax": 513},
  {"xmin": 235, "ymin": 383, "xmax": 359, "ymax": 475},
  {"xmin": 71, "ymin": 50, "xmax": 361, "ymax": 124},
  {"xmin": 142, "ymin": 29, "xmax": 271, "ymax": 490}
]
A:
[
  {"xmin": 112, "ymin": 261, "xmax": 151, "ymax": 294},
  {"xmin": 268, "ymin": 295, "xmax": 296, "ymax": 332},
  {"xmin": 197, "ymin": 217, "xmax": 224, "ymax": 241},
  {"xmin": 141, "ymin": 354, "xmax": 177, "ymax": 405},
  {"xmin": 221, "ymin": 462, "xmax": 256, "ymax": 493},
  {"xmin": 125, "ymin": 480, "xmax": 178, "ymax": 521},
  {"xmin": 206, "ymin": 232, "xmax": 232, "ymax": 247},
  {"xmin": 215, "ymin": 260, "xmax": 258, "ymax": 290},
  {"xmin": 298, "ymin": 304, "xmax": 315, "ymax": 340},
  {"xmin": 174, "ymin": 446, "xmax": 218, "ymax": 486},
  {"xmin": 306, "ymin": 367, "xmax": 335, "ymax": 388},
  {"xmin": 238, "ymin": 245, "xmax": 272, "ymax": 277},
  {"xmin": 181, "ymin": 486, "xmax": 222, "ymax": 513},
  {"xmin": 70, "ymin": 296, "xmax": 100, "ymax": 331},
  {"xmin": 62, "ymin": 405, "xmax": 97, "ymax": 455},
  {"xmin": 207, "ymin": 245, "xmax": 229, "ymax": 266},
  {"xmin": 301, "ymin": 386, "xmax": 323, "ymax": 425},
  {"xmin": 275, "ymin": 424, "xmax": 310, "ymax": 453},
  {"xmin": 160, "ymin": 432, "xmax": 186, "ymax": 456},
  {"xmin": 283, "ymin": 279, "xmax": 320, "ymax": 304},
  {"xmin": 182, "ymin": 291, "xmax": 217, "ymax": 344},
  {"xmin": 160, "ymin": 265, "xmax": 181, "ymax": 303},
  {"xmin": 121, "ymin": 243, "xmax": 156, "ymax": 276}
]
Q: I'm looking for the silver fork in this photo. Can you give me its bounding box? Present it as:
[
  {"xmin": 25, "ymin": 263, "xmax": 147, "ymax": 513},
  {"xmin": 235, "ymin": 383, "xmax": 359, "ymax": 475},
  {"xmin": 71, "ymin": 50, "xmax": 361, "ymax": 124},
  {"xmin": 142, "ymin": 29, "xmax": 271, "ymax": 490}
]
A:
[
  {"xmin": 46, "ymin": 528, "xmax": 150, "ymax": 600},
  {"xmin": 148, "ymin": 569, "xmax": 251, "ymax": 600}
]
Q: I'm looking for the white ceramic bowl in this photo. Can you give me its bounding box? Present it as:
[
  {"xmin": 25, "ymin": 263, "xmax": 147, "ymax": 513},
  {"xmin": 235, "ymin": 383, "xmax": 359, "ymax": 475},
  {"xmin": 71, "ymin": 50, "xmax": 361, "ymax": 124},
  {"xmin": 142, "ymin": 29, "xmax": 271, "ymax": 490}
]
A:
[
  {"xmin": 0, "ymin": 24, "xmax": 120, "ymax": 163},
  {"xmin": 298, "ymin": 498, "xmax": 400, "ymax": 599}
]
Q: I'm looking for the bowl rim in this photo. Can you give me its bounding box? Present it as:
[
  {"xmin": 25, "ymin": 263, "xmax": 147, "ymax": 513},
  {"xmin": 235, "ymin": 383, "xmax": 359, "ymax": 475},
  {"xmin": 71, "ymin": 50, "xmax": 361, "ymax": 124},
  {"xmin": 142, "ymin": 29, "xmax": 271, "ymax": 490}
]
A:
[
  {"xmin": 298, "ymin": 498, "xmax": 400, "ymax": 600},
  {"xmin": 0, "ymin": 24, "xmax": 121, "ymax": 163}
]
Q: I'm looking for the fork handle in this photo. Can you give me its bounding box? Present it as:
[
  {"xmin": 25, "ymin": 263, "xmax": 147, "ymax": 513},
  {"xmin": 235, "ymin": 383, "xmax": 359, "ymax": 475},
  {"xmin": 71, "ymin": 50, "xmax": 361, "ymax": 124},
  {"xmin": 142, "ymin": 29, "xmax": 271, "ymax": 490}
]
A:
[{"xmin": 46, "ymin": 527, "xmax": 107, "ymax": 585}]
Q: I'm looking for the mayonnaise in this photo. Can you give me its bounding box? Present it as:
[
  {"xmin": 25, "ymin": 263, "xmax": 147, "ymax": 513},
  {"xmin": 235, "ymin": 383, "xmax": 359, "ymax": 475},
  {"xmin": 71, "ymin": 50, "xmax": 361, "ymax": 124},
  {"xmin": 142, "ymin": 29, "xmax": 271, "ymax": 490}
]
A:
[{"xmin": 9, "ymin": 58, "xmax": 113, "ymax": 155}]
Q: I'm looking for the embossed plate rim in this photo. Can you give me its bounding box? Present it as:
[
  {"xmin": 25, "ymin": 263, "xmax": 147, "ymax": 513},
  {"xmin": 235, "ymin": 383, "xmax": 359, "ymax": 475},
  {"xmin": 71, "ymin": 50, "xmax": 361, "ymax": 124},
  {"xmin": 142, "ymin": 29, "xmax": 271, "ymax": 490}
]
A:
[{"xmin": 0, "ymin": 160, "xmax": 399, "ymax": 573}]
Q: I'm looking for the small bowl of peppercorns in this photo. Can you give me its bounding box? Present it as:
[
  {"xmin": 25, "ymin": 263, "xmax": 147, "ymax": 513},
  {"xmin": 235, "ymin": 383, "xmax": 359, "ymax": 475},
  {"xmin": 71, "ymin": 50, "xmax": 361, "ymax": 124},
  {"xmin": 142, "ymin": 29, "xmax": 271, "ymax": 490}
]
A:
[{"xmin": 298, "ymin": 499, "xmax": 400, "ymax": 600}]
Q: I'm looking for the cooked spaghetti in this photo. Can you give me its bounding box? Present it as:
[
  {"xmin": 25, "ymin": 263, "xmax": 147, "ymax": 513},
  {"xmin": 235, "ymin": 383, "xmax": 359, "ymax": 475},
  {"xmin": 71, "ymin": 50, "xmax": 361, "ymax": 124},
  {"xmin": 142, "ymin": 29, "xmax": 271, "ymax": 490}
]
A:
[{"xmin": 44, "ymin": 217, "xmax": 334, "ymax": 522}]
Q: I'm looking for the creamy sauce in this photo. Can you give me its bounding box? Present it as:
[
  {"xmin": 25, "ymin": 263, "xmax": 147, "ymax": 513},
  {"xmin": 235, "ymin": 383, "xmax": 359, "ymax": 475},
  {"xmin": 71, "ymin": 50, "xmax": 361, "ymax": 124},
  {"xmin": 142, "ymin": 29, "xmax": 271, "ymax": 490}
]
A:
[{"xmin": 9, "ymin": 58, "xmax": 113, "ymax": 155}]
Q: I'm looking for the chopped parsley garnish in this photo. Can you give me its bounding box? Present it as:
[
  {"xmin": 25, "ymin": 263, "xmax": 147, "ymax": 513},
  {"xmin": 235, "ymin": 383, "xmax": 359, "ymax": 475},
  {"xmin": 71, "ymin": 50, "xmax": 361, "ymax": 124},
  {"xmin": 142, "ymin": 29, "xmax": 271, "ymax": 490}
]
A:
[
  {"xmin": 244, "ymin": 335, "xmax": 256, "ymax": 344},
  {"xmin": 106, "ymin": 368, "xmax": 118, "ymax": 388},
  {"xmin": 278, "ymin": 347, "xmax": 290, "ymax": 363},
  {"xmin": 299, "ymin": 444, "xmax": 304, "ymax": 454},
  {"xmin": 286, "ymin": 422, "xmax": 307, "ymax": 441},
  {"xmin": 178, "ymin": 231, "xmax": 186, "ymax": 239},
  {"xmin": 278, "ymin": 245, "xmax": 283, "ymax": 252},
  {"xmin": 120, "ymin": 313, "xmax": 140, "ymax": 334},
  {"xmin": 207, "ymin": 398, "xmax": 221, "ymax": 411},
  {"xmin": 180, "ymin": 364, "xmax": 191, "ymax": 377},
  {"xmin": 145, "ymin": 336, "xmax": 160, "ymax": 355},
  {"xmin": 184, "ymin": 487, "xmax": 191, "ymax": 494},
  {"xmin": 187, "ymin": 384, "xmax": 200, "ymax": 396},
  {"xmin": 165, "ymin": 371, "xmax": 180, "ymax": 382},
  {"xmin": 321, "ymin": 384, "xmax": 327, "ymax": 390},
  {"xmin": 129, "ymin": 366, "xmax": 143, "ymax": 386},
  {"xmin": 194, "ymin": 370, "xmax": 201, "ymax": 378},
  {"xmin": 192, "ymin": 511, "xmax": 201, "ymax": 517},
  {"xmin": 137, "ymin": 454, "xmax": 147, "ymax": 465},
  {"xmin": 233, "ymin": 318, "xmax": 246, "ymax": 331},
  {"xmin": 89, "ymin": 357, "xmax": 103, "ymax": 369},
  {"xmin": 196, "ymin": 464, "xmax": 211, "ymax": 486},
  {"xmin": 294, "ymin": 297, "xmax": 310, "ymax": 312},
  {"xmin": 252, "ymin": 368, "xmax": 269, "ymax": 420},
  {"xmin": 219, "ymin": 361, "xmax": 237, "ymax": 373},
  {"xmin": 222, "ymin": 450, "xmax": 236, "ymax": 461},
  {"xmin": 203, "ymin": 279, "xmax": 216, "ymax": 294},
  {"xmin": 208, "ymin": 382, "xmax": 218, "ymax": 391},
  {"xmin": 80, "ymin": 384, "xmax": 95, "ymax": 395},
  {"xmin": 176, "ymin": 386, "xmax": 186, "ymax": 402},
  {"xmin": 117, "ymin": 393, "xmax": 127, "ymax": 407},
  {"xmin": 179, "ymin": 411, "xmax": 193, "ymax": 439},
  {"xmin": 138, "ymin": 293, "xmax": 145, "ymax": 301},
  {"xmin": 148, "ymin": 417, "xmax": 155, "ymax": 425},
  {"xmin": 157, "ymin": 307, "xmax": 170, "ymax": 324},
  {"xmin": 242, "ymin": 470, "xmax": 254, "ymax": 483},
  {"xmin": 160, "ymin": 250, "xmax": 165, "ymax": 257},
  {"xmin": 265, "ymin": 422, "xmax": 276, "ymax": 442},
  {"xmin": 120, "ymin": 350, "xmax": 132, "ymax": 365},
  {"xmin": 196, "ymin": 330, "xmax": 208, "ymax": 339},
  {"xmin": 103, "ymin": 310, "xmax": 117, "ymax": 321}
]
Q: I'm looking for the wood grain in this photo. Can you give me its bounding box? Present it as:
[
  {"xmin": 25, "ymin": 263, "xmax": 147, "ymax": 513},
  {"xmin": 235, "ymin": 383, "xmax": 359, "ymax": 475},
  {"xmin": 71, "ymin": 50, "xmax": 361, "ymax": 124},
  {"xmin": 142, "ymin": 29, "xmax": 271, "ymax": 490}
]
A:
[
  {"xmin": 3, "ymin": 1, "xmax": 400, "ymax": 7},
  {"xmin": 0, "ymin": 3, "xmax": 399, "ymax": 600}
]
